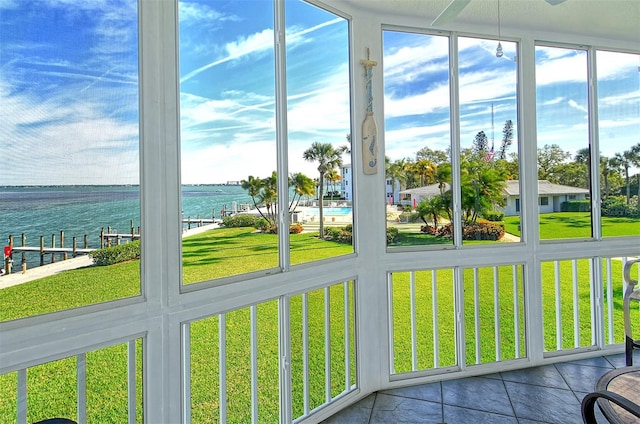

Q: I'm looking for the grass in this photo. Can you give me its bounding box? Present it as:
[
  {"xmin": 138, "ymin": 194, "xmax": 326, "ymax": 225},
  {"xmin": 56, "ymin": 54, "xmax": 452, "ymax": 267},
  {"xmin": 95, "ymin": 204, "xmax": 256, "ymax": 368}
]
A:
[
  {"xmin": 183, "ymin": 227, "xmax": 353, "ymax": 283},
  {"xmin": 0, "ymin": 216, "xmax": 637, "ymax": 422},
  {"xmin": 504, "ymin": 212, "xmax": 640, "ymax": 239}
]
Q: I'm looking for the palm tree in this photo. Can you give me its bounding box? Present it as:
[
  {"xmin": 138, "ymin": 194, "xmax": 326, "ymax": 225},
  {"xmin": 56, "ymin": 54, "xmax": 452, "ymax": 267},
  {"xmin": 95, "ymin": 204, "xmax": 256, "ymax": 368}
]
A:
[
  {"xmin": 289, "ymin": 172, "xmax": 315, "ymax": 212},
  {"xmin": 325, "ymin": 168, "xmax": 341, "ymax": 200},
  {"xmin": 616, "ymin": 148, "xmax": 637, "ymax": 205},
  {"xmin": 413, "ymin": 196, "xmax": 445, "ymax": 229},
  {"xmin": 632, "ymin": 143, "xmax": 640, "ymax": 211},
  {"xmin": 240, "ymin": 175, "xmax": 269, "ymax": 221},
  {"xmin": 303, "ymin": 142, "xmax": 345, "ymax": 239},
  {"xmin": 261, "ymin": 171, "xmax": 278, "ymax": 224},
  {"xmin": 385, "ymin": 157, "xmax": 406, "ymax": 205},
  {"xmin": 601, "ymin": 156, "xmax": 620, "ymax": 200}
]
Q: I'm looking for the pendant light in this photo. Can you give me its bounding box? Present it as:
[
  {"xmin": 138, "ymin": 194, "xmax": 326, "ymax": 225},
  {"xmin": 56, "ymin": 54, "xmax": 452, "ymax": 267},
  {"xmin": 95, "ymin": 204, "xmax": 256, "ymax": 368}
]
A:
[{"xmin": 496, "ymin": 0, "xmax": 504, "ymax": 57}]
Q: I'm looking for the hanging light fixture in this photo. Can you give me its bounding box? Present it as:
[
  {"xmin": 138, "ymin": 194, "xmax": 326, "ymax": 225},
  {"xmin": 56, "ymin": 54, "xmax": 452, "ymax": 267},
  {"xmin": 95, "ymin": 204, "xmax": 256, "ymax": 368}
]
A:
[{"xmin": 496, "ymin": 0, "xmax": 504, "ymax": 57}]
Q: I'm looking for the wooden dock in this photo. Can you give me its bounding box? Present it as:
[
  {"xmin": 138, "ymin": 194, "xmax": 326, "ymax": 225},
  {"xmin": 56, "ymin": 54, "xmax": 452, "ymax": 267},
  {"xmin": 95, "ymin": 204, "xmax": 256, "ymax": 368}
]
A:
[
  {"xmin": 3, "ymin": 225, "xmax": 141, "ymax": 275},
  {"xmin": 3, "ymin": 217, "xmax": 219, "ymax": 275}
]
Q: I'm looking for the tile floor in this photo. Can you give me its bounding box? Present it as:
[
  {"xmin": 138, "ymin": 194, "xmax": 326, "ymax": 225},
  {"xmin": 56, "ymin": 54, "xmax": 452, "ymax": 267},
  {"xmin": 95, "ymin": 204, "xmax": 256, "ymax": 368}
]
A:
[{"xmin": 323, "ymin": 353, "xmax": 639, "ymax": 423}]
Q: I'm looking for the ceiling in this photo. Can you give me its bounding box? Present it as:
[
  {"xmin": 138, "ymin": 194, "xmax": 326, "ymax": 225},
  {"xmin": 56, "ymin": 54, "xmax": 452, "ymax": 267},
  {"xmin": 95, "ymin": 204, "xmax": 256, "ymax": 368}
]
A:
[{"xmin": 340, "ymin": 0, "xmax": 640, "ymax": 45}]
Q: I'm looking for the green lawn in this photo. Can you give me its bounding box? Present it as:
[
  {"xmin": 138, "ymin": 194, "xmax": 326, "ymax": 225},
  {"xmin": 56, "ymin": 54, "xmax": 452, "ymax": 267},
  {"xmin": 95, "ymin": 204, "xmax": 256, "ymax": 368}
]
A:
[
  {"xmin": 0, "ymin": 219, "xmax": 637, "ymax": 422},
  {"xmin": 390, "ymin": 213, "xmax": 638, "ymax": 246},
  {"xmin": 504, "ymin": 212, "xmax": 640, "ymax": 239}
]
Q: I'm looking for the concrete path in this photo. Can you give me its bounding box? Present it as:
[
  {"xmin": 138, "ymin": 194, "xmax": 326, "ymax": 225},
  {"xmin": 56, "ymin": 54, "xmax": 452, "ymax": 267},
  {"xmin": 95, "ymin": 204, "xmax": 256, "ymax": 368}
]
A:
[
  {"xmin": 0, "ymin": 223, "xmax": 221, "ymax": 289},
  {"xmin": 0, "ymin": 255, "xmax": 94, "ymax": 289}
]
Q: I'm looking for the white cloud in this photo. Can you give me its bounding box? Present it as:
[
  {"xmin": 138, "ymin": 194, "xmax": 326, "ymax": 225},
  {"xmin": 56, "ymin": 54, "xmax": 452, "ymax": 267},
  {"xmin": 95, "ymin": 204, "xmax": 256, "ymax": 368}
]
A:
[
  {"xmin": 535, "ymin": 50, "xmax": 588, "ymax": 85},
  {"xmin": 568, "ymin": 99, "xmax": 588, "ymax": 114}
]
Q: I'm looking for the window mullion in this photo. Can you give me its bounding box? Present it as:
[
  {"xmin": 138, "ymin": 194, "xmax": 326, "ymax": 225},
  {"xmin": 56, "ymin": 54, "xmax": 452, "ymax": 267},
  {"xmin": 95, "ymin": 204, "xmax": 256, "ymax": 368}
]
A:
[
  {"xmin": 274, "ymin": 0, "xmax": 291, "ymax": 272},
  {"xmin": 449, "ymin": 34, "xmax": 463, "ymax": 247}
]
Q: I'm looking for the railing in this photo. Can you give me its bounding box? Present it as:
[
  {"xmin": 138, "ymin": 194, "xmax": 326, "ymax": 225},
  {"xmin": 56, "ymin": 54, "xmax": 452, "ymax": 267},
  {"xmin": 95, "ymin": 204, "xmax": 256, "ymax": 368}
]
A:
[
  {"xmin": 388, "ymin": 264, "xmax": 526, "ymax": 377},
  {"xmin": 540, "ymin": 256, "xmax": 638, "ymax": 354},
  {"xmin": 3, "ymin": 258, "xmax": 638, "ymax": 423},
  {"xmin": 183, "ymin": 280, "xmax": 356, "ymax": 423},
  {"xmin": 1, "ymin": 339, "xmax": 142, "ymax": 424}
]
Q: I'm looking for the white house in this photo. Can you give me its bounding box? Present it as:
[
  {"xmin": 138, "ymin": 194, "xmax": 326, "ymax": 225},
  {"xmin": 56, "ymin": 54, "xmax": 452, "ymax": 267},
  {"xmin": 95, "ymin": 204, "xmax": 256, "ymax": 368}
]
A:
[
  {"xmin": 339, "ymin": 163, "xmax": 353, "ymax": 201},
  {"xmin": 400, "ymin": 180, "xmax": 589, "ymax": 216},
  {"xmin": 341, "ymin": 163, "xmax": 401, "ymax": 204},
  {"xmin": 503, "ymin": 180, "xmax": 589, "ymax": 215}
]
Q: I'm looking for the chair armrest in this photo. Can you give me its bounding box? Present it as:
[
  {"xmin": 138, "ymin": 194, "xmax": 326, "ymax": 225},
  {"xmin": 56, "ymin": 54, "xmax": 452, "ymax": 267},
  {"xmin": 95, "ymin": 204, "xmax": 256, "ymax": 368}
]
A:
[
  {"xmin": 623, "ymin": 259, "xmax": 640, "ymax": 338},
  {"xmin": 582, "ymin": 390, "xmax": 640, "ymax": 423},
  {"xmin": 624, "ymin": 259, "xmax": 639, "ymax": 288}
]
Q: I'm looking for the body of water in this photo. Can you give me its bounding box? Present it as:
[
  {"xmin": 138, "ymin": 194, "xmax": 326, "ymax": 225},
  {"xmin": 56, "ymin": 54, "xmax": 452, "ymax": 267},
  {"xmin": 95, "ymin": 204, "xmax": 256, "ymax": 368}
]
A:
[
  {"xmin": 303, "ymin": 207, "xmax": 352, "ymax": 216},
  {"xmin": 0, "ymin": 185, "xmax": 252, "ymax": 268}
]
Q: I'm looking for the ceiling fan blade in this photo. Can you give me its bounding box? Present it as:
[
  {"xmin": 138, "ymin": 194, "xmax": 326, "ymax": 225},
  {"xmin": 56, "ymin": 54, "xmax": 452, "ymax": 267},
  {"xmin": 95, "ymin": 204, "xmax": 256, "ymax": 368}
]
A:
[
  {"xmin": 431, "ymin": 0, "xmax": 472, "ymax": 26},
  {"xmin": 544, "ymin": 0, "xmax": 567, "ymax": 5}
]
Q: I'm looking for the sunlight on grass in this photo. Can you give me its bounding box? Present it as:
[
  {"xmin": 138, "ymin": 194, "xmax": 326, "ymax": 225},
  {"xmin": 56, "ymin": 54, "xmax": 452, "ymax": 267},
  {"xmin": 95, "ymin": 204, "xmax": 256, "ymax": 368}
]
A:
[{"xmin": 504, "ymin": 212, "xmax": 639, "ymax": 239}]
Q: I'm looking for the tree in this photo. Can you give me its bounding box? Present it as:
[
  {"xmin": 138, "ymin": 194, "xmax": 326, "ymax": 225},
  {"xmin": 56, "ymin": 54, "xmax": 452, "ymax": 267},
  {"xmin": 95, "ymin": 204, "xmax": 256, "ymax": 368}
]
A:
[
  {"xmin": 416, "ymin": 146, "xmax": 449, "ymax": 164},
  {"xmin": 415, "ymin": 158, "xmax": 436, "ymax": 186},
  {"xmin": 303, "ymin": 142, "xmax": 346, "ymax": 239},
  {"xmin": 241, "ymin": 176, "xmax": 269, "ymax": 221},
  {"xmin": 260, "ymin": 171, "xmax": 278, "ymax": 225},
  {"xmin": 497, "ymin": 120, "xmax": 513, "ymax": 160},
  {"xmin": 600, "ymin": 156, "xmax": 620, "ymax": 199},
  {"xmin": 290, "ymin": 172, "xmax": 315, "ymax": 211},
  {"xmin": 385, "ymin": 157, "xmax": 408, "ymax": 203},
  {"xmin": 472, "ymin": 131, "xmax": 489, "ymax": 155},
  {"xmin": 324, "ymin": 168, "xmax": 341, "ymax": 200},
  {"xmin": 460, "ymin": 154, "xmax": 507, "ymax": 223},
  {"xmin": 631, "ymin": 143, "xmax": 640, "ymax": 211},
  {"xmin": 537, "ymin": 144, "xmax": 571, "ymax": 183},
  {"xmin": 413, "ymin": 196, "xmax": 445, "ymax": 229},
  {"xmin": 616, "ymin": 148, "xmax": 637, "ymax": 204},
  {"xmin": 241, "ymin": 171, "xmax": 314, "ymax": 231}
]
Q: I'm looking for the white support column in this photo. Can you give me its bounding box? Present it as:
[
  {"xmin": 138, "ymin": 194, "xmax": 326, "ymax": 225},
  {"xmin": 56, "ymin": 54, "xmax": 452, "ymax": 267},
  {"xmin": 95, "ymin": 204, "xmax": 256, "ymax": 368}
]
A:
[{"xmin": 518, "ymin": 35, "xmax": 545, "ymax": 364}]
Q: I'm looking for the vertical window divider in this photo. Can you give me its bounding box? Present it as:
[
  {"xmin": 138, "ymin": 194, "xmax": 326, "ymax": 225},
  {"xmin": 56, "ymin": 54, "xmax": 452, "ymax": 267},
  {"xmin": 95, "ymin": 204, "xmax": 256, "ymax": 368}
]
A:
[
  {"xmin": 181, "ymin": 324, "xmax": 191, "ymax": 424},
  {"xmin": 449, "ymin": 34, "xmax": 463, "ymax": 247},
  {"xmin": 587, "ymin": 47, "xmax": 602, "ymax": 240},
  {"xmin": 77, "ymin": 353, "xmax": 87, "ymax": 424},
  {"xmin": 127, "ymin": 340, "xmax": 137, "ymax": 424},
  {"xmin": 453, "ymin": 266, "xmax": 466, "ymax": 369},
  {"xmin": 17, "ymin": 368, "xmax": 26, "ymax": 424},
  {"xmin": 273, "ymin": 0, "xmax": 291, "ymax": 271},
  {"xmin": 278, "ymin": 295, "xmax": 292, "ymax": 423}
]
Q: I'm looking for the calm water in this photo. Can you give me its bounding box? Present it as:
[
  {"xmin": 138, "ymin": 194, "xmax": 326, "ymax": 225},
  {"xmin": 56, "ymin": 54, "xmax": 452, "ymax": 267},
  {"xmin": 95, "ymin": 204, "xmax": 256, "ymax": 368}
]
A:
[{"xmin": 0, "ymin": 185, "xmax": 251, "ymax": 267}]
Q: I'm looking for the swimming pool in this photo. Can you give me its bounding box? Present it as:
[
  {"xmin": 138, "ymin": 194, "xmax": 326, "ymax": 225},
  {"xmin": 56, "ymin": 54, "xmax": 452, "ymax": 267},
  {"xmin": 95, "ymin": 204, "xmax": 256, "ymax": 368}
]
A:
[{"xmin": 303, "ymin": 207, "xmax": 352, "ymax": 216}]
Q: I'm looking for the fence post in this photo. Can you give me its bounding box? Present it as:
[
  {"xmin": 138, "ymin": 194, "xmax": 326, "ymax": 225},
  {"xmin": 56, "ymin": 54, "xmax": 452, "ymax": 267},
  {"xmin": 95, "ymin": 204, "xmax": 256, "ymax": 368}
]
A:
[
  {"xmin": 21, "ymin": 233, "xmax": 26, "ymax": 273},
  {"xmin": 51, "ymin": 233, "xmax": 56, "ymax": 263},
  {"xmin": 61, "ymin": 230, "xmax": 67, "ymax": 260},
  {"xmin": 40, "ymin": 236, "xmax": 45, "ymax": 266},
  {"xmin": 73, "ymin": 237, "xmax": 77, "ymax": 257}
]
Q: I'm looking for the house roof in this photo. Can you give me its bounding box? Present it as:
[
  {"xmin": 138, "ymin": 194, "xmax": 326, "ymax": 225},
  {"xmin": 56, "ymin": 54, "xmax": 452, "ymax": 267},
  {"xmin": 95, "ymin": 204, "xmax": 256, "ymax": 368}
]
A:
[
  {"xmin": 400, "ymin": 183, "xmax": 451, "ymax": 196},
  {"xmin": 503, "ymin": 180, "xmax": 590, "ymax": 196},
  {"xmin": 401, "ymin": 180, "xmax": 589, "ymax": 197}
]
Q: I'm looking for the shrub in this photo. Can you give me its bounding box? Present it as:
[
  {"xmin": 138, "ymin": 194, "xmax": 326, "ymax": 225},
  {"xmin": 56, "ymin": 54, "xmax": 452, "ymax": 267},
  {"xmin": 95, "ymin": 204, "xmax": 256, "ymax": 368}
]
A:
[
  {"xmin": 434, "ymin": 222, "xmax": 504, "ymax": 240},
  {"xmin": 323, "ymin": 224, "xmax": 353, "ymax": 244},
  {"xmin": 483, "ymin": 210, "xmax": 504, "ymax": 222},
  {"xmin": 386, "ymin": 226, "xmax": 399, "ymax": 244},
  {"xmin": 420, "ymin": 225, "xmax": 437, "ymax": 235},
  {"xmin": 602, "ymin": 196, "xmax": 640, "ymax": 217},
  {"xmin": 90, "ymin": 240, "xmax": 140, "ymax": 266},
  {"xmin": 222, "ymin": 214, "xmax": 260, "ymax": 228},
  {"xmin": 289, "ymin": 223, "xmax": 304, "ymax": 234},
  {"xmin": 561, "ymin": 200, "xmax": 590, "ymax": 212},
  {"xmin": 463, "ymin": 221, "xmax": 504, "ymax": 240}
]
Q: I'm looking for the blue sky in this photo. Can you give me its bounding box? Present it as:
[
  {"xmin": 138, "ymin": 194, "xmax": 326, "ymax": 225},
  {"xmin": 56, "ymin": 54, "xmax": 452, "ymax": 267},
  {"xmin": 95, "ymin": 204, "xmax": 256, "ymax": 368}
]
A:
[{"xmin": 1, "ymin": 0, "xmax": 638, "ymax": 186}]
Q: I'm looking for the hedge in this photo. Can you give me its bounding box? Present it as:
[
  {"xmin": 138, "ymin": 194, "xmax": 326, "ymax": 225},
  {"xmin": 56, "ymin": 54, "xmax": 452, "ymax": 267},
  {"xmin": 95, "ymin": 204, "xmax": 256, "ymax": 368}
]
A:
[{"xmin": 90, "ymin": 240, "xmax": 141, "ymax": 266}]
